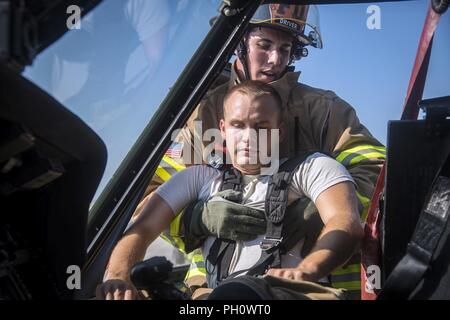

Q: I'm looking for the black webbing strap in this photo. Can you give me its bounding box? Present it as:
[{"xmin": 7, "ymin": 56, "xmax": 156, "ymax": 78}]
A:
[
  {"xmin": 221, "ymin": 166, "xmax": 242, "ymax": 192},
  {"xmin": 259, "ymin": 153, "xmax": 316, "ymax": 270},
  {"xmin": 229, "ymin": 153, "xmax": 316, "ymax": 279},
  {"xmin": 208, "ymin": 152, "xmax": 316, "ymax": 283},
  {"xmin": 226, "ymin": 247, "xmax": 276, "ymax": 279},
  {"xmin": 206, "ymin": 166, "xmax": 241, "ymax": 287},
  {"xmin": 206, "ymin": 239, "xmax": 236, "ymax": 288},
  {"xmin": 378, "ymin": 155, "xmax": 450, "ymax": 300},
  {"xmin": 261, "ymin": 170, "xmax": 293, "ymax": 268}
]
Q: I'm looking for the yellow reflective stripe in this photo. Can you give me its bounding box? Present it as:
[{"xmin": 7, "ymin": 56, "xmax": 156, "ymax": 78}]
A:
[
  {"xmin": 331, "ymin": 264, "xmax": 361, "ymax": 291},
  {"xmin": 191, "ymin": 254, "xmax": 205, "ymax": 263},
  {"xmin": 159, "ymin": 213, "xmax": 186, "ymax": 252},
  {"xmin": 348, "ymin": 152, "xmax": 386, "ymax": 166},
  {"xmin": 331, "ymin": 264, "xmax": 360, "ymax": 276},
  {"xmin": 356, "ymin": 192, "xmax": 371, "ymax": 208},
  {"xmin": 185, "ymin": 267, "xmax": 207, "ymax": 279},
  {"xmin": 162, "ymin": 155, "xmax": 186, "ymax": 172},
  {"xmin": 159, "ymin": 233, "xmax": 172, "ymax": 245},
  {"xmin": 336, "ymin": 145, "xmax": 386, "ymax": 163},
  {"xmin": 331, "ymin": 263, "xmax": 361, "ymax": 290},
  {"xmin": 356, "ymin": 192, "xmax": 371, "ymax": 221},
  {"xmin": 186, "ymin": 250, "xmax": 197, "ymax": 260},
  {"xmin": 155, "ymin": 166, "xmax": 171, "ymax": 182},
  {"xmin": 184, "ymin": 250, "xmax": 206, "ymax": 280},
  {"xmin": 155, "ymin": 156, "xmax": 185, "ymax": 182},
  {"xmin": 159, "ymin": 234, "xmax": 187, "ymax": 257},
  {"xmin": 169, "ymin": 212, "xmax": 185, "ymax": 253},
  {"xmin": 336, "ymin": 145, "xmax": 386, "ymax": 161},
  {"xmin": 331, "ymin": 280, "xmax": 361, "ymax": 291}
]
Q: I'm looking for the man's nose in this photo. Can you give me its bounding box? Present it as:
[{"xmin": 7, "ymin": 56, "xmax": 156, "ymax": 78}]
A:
[
  {"xmin": 241, "ymin": 127, "xmax": 251, "ymax": 143},
  {"xmin": 241, "ymin": 127, "xmax": 257, "ymax": 144},
  {"xmin": 268, "ymin": 49, "xmax": 282, "ymax": 66}
]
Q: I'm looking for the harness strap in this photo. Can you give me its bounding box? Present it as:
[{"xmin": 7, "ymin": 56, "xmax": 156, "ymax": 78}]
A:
[
  {"xmin": 207, "ymin": 152, "xmax": 315, "ymax": 284},
  {"xmin": 206, "ymin": 239, "xmax": 236, "ymax": 288},
  {"xmin": 205, "ymin": 166, "xmax": 241, "ymax": 287},
  {"xmin": 221, "ymin": 166, "xmax": 242, "ymax": 191},
  {"xmin": 260, "ymin": 153, "xmax": 315, "ymax": 271}
]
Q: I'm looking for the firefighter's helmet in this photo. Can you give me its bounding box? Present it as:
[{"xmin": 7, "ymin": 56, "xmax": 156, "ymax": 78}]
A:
[{"xmin": 250, "ymin": 4, "xmax": 323, "ymax": 52}]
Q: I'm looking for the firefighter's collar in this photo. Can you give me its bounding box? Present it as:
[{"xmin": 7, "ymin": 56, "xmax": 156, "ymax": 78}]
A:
[{"xmin": 228, "ymin": 61, "xmax": 301, "ymax": 107}]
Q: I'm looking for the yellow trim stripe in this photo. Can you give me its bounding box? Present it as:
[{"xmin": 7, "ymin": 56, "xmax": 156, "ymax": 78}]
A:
[
  {"xmin": 348, "ymin": 152, "xmax": 386, "ymax": 166},
  {"xmin": 185, "ymin": 268, "xmax": 207, "ymax": 279},
  {"xmin": 162, "ymin": 155, "xmax": 186, "ymax": 172},
  {"xmin": 356, "ymin": 192, "xmax": 371, "ymax": 221},
  {"xmin": 155, "ymin": 166, "xmax": 171, "ymax": 182},
  {"xmin": 169, "ymin": 213, "xmax": 185, "ymax": 253},
  {"xmin": 336, "ymin": 145, "xmax": 386, "ymax": 163},
  {"xmin": 331, "ymin": 280, "xmax": 361, "ymax": 291},
  {"xmin": 159, "ymin": 233, "xmax": 174, "ymax": 246},
  {"xmin": 191, "ymin": 254, "xmax": 205, "ymax": 263},
  {"xmin": 331, "ymin": 264, "xmax": 360, "ymax": 276}
]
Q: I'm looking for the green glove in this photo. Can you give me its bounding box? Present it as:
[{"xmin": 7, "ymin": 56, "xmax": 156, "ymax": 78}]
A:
[
  {"xmin": 281, "ymin": 197, "xmax": 324, "ymax": 257},
  {"xmin": 188, "ymin": 189, "xmax": 267, "ymax": 242}
]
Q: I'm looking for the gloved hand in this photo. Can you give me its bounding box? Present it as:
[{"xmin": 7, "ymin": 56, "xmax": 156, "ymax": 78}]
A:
[
  {"xmin": 281, "ymin": 197, "xmax": 324, "ymax": 257},
  {"xmin": 187, "ymin": 189, "xmax": 267, "ymax": 242}
]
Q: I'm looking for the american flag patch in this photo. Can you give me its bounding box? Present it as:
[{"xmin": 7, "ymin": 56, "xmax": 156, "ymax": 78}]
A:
[{"xmin": 165, "ymin": 142, "xmax": 183, "ymax": 158}]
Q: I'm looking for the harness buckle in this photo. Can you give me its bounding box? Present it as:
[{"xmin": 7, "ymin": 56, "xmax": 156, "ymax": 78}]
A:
[{"xmin": 260, "ymin": 237, "xmax": 283, "ymax": 251}]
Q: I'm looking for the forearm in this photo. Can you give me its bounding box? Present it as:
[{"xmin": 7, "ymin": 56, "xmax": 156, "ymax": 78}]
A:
[
  {"xmin": 105, "ymin": 194, "xmax": 175, "ymax": 281},
  {"xmin": 298, "ymin": 215, "xmax": 363, "ymax": 281},
  {"xmin": 105, "ymin": 227, "xmax": 158, "ymax": 281}
]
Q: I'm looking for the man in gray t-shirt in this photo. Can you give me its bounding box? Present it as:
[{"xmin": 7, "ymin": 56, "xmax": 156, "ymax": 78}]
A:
[
  {"xmin": 96, "ymin": 81, "xmax": 363, "ymax": 300},
  {"xmin": 155, "ymin": 151, "xmax": 355, "ymax": 288}
]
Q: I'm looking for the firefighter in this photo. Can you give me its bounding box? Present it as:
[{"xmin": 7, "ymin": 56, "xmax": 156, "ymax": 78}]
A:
[{"xmin": 132, "ymin": 3, "xmax": 385, "ymax": 298}]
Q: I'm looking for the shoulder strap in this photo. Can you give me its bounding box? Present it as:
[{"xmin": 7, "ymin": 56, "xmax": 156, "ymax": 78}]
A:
[
  {"xmin": 205, "ymin": 166, "xmax": 242, "ymax": 287},
  {"xmin": 206, "ymin": 239, "xmax": 236, "ymax": 288},
  {"xmin": 208, "ymin": 152, "xmax": 317, "ymax": 284},
  {"xmin": 220, "ymin": 166, "xmax": 242, "ymax": 192},
  {"xmin": 261, "ymin": 152, "xmax": 317, "ymax": 268}
]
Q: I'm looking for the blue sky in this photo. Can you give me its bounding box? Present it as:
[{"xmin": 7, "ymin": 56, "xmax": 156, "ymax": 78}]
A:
[{"xmin": 296, "ymin": 0, "xmax": 449, "ymax": 144}]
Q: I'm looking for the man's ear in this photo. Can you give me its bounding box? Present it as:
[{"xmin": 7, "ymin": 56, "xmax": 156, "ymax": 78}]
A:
[{"xmin": 219, "ymin": 119, "xmax": 226, "ymax": 140}]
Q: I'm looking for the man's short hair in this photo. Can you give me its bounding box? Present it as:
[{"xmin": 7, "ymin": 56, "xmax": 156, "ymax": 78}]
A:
[{"xmin": 223, "ymin": 80, "xmax": 283, "ymax": 121}]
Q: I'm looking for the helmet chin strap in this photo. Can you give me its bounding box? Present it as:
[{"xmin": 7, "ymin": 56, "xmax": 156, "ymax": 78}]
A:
[{"xmin": 236, "ymin": 40, "xmax": 251, "ymax": 81}]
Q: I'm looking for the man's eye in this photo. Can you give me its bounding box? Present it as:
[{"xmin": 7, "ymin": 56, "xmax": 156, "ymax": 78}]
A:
[{"xmin": 257, "ymin": 43, "xmax": 270, "ymax": 50}]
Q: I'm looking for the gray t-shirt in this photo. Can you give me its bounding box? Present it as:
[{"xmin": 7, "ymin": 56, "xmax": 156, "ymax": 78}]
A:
[{"xmin": 155, "ymin": 152, "xmax": 355, "ymax": 286}]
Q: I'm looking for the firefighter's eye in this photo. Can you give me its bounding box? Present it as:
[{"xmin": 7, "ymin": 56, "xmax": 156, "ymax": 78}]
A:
[{"xmin": 256, "ymin": 41, "xmax": 271, "ymax": 50}]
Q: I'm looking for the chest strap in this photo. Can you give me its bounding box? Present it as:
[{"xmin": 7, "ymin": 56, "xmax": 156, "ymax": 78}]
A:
[
  {"xmin": 206, "ymin": 152, "xmax": 316, "ymax": 285},
  {"xmin": 206, "ymin": 166, "xmax": 241, "ymax": 287}
]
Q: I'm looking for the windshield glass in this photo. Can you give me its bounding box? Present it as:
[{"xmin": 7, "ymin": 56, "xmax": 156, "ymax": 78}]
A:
[
  {"xmin": 22, "ymin": 1, "xmax": 449, "ymax": 268},
  {"xmin": 24, "ymin": 1, "xmax": 449, "ymax": 209},
  {"xmin": 24, "ymin": 0, "xmax": 222, "ymax": 202}
]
